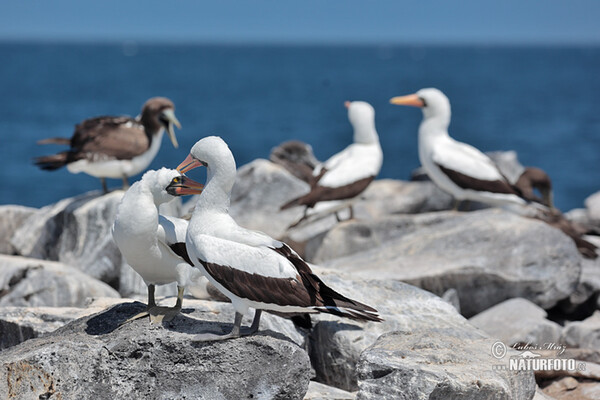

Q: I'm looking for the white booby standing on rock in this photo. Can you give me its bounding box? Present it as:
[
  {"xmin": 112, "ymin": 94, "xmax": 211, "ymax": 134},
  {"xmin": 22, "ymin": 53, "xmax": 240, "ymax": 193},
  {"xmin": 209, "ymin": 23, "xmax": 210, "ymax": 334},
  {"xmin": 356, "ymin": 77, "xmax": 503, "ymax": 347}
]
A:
[
  {"xmin": 174, "ymin": 136, "xmax": 382, "ymax": 341},
  {"xmin": 390, "ymin": 88, "xmax": 543, "ymax": 209},
  {"xmin": 280, "ymin": 101, "xmax": 383, "ymax": 222},
  {"xmin": 34, "ymin": 97, "xmax": 181, "ymax": 193},
  {"xmin": 112, "ymin": 168, "xmax": 205, "ymax": 323}
]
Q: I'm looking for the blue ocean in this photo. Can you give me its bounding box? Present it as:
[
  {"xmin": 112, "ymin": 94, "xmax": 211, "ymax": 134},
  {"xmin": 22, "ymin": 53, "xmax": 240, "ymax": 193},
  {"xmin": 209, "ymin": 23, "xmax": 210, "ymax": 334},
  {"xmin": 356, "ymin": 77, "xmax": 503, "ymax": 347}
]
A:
[{"xmin": 1, "ymin": 43, "xmax": 599, "ymax": 211}]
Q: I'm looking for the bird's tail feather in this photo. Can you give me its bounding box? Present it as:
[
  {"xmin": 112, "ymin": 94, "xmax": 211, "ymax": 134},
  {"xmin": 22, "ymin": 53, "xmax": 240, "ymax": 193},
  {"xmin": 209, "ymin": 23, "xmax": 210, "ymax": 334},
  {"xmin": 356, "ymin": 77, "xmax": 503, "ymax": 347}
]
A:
[
  {"xmin": 37, "ymin": 137, "xmax": 70, "ymax": 145},
  {"xmin": 33, "ymin": 153, "xmax": 68, "ymax": 170},
  {"xmin": 314, "ymin": 279, "xmax": 383, "ymax": 322}
]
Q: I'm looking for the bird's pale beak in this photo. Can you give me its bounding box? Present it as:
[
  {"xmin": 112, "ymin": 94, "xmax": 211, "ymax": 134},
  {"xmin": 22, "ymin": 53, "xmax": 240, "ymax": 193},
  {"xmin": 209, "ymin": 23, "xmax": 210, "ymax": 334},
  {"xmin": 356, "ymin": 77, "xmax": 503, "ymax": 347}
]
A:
[
  {"xmin": 166, "ymin": 175, "xmax": 204, "ymax": 196},
  {"xmin": 344, "ymin": 101, "xmax": 351, "ymax": 108},
  {"xmin": 160, "ymin": 108, "xmax": 181, "ymax": 148},
  {"xmin": 177, "ymin": 153, "xmax": 203, "ymax": 174},
  {"xmin": 389, "ymin": 94, "xmax": 425, "ymax": 108}
]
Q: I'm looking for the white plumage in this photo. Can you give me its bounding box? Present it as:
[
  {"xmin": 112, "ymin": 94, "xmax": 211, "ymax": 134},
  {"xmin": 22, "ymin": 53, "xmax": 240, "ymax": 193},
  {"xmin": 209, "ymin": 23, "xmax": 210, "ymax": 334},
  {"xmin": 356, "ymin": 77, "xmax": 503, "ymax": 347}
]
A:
[
  {"xmin": 391, "ymin": 88, "xmax": 531, "ymax": 208},
  {"xmin": 176, "ymin": 136, "xmax": 381, "ymax": 340},
  {"xmin": 112, "ymin": 167, "xmax": 206, "ymax": 322}
]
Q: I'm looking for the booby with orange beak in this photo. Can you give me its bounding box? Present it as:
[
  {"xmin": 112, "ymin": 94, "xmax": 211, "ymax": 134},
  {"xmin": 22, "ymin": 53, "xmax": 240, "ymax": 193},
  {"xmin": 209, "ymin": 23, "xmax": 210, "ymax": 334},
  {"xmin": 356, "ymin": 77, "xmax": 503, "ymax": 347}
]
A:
[
  {"xmin": 35, "ymin": 97, "xmax": 181, "ymax": 193},
  {"xmin": 176, "ymin": 136, "xmax": 381, "ymax": 341},
  {"xmin": 112, "ymin": 168, "xmax": 206, "ymax": 323},
  {"xmin": 390, "ymin": 88, "xmax": 540, "ymax": 208},
  {"xmin": 280, "ymin": 101, "xmax": 383, "ymax": 222}
]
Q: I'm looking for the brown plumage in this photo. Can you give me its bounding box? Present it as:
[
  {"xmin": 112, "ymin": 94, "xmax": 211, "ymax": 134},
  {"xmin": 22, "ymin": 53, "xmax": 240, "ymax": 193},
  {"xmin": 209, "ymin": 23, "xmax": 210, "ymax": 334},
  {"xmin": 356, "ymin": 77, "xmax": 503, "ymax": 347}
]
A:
[{"xmin": 34, "ymin": 97, "xmax": 180, "ymax": 192}]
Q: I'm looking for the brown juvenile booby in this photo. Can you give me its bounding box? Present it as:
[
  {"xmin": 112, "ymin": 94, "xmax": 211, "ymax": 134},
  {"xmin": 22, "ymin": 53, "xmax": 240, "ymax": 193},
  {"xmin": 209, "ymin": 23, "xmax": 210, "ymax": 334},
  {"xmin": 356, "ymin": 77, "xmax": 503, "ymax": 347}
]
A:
[
  {"xmin": 280, "ymin": 101, "xmax": 383, "ymax": 222},
  {"xmin": 34, "ymin": 97, "xmax": 181, "ymax": 193},
  {"xmin": 171, "ymin": 136, "xmax": 382, "ymax": 341}
]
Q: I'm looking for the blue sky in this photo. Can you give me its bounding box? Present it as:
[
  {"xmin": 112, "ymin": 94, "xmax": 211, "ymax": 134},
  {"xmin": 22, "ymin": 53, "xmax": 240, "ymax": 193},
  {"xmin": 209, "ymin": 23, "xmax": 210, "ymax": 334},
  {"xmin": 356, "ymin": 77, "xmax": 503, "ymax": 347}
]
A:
[{"xmin": 1, "ymin": 0, "xmax": 599, "ymax": 44}]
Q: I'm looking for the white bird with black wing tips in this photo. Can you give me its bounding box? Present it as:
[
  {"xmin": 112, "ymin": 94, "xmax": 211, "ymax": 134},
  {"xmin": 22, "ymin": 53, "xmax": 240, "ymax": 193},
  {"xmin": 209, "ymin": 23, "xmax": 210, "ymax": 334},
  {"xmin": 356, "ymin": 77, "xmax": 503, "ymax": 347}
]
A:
[
  {"xmin": 390, "ymin": 88, "xmax": 545, "ymax": 209},
  {"xmin": 35, "ymin": 97, "xmax": 181, "ymax": 193},
  {"xmin": 174, "ymin": 136, "xmax": 382, "ymax": 341},
  {"xmin": 112, "ymin": 168, "xmax": 206, "ymax": 323},
  {"xmin": 280, "ymin": 101, "xmax": 383, "ymax": 223}
]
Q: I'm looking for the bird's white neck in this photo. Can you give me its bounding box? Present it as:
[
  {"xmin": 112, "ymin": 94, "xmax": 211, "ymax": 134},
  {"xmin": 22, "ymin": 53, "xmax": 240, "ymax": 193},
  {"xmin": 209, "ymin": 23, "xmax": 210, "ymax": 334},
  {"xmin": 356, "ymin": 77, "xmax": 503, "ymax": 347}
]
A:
[
  {"xmin": 353, "ymin": 120, "xmax": 379, "ymax": 145},
  {"xmin": 193, "ymin": 162, "xmax": 236, "ymax": 216},
  {"xmin": 419, "ymin": 109, "xmax": 451, "ymax": 141},
  {"xmin": 115, "ymin": 183, "xmax": 159, "ymax": 241}
]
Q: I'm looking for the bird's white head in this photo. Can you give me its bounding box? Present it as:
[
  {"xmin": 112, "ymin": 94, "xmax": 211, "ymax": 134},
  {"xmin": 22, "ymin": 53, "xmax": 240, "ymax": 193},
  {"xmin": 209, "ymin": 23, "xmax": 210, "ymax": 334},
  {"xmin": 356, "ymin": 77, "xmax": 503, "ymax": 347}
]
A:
[
  {"xmin": 345, "ymin": 101, "xmax": 378, "ymax": 144},
  {"xmin": 139, "ymin": 168, "xmax": 203, "ymax": 206},
  {"xmin": 390, "ymin": 87, "xmax": 451, "ymax": 121},
  {"xmin": 177, "ymin": 136, "xmax": 237, "ymax": 194}
]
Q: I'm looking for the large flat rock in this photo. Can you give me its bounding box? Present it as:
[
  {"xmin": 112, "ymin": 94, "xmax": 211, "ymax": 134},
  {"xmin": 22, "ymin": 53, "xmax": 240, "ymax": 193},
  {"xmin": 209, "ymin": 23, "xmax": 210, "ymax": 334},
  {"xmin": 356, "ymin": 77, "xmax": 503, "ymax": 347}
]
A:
[
  {"xmin": 319, "ymin": 209, "xmax": 581, "ymax": 317},
  {"xmin": 0, "ymin": 254, "xmax": 120, "ymax": 308},
  {"xmin": 0, "ymin": 301, "xmax": 311, "ymax": 400},
  {"xmin": 357, "ymin": 330, "xmax": 536, "ymax": 400}
]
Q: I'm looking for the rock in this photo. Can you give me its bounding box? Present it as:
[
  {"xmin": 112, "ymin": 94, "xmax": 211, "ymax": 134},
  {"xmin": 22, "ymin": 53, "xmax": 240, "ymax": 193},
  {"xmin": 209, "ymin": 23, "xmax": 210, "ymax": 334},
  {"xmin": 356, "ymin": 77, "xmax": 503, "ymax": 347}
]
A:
[
  {"xmin": 0, "ymin": 255, "xmax": 120, "ymax": 308},
  {"xmin": 0, "ymin": 301, "xmax": 311, "ymax": 400},
  {"xmin": 305, "ymin": 269, "xmax": 536, "ymax": 396},
  {"xmin": 533, "ymin": 387, "xmax": 556, "ymax": 400},
  {"xmin": 0, "ymin": 205, "xmax": 37, "ymax": 255},
  {"xmin": 319, "ymin": 209, "xmax": 581, "ymax": 317},
  {"xmin": 0, "ymin": 305, "xmax": 99, "ymax": 350},
  {"xmin": 469, "ymin": 298, "xmax": 563, "ymax": 346},
  {"xmin": 541, "ymin": 377, "xmax": 600, "ymax": 400},
  {"xmin": 356, "ymin": 330, "xmax": 535, "ymax": 400},
  {"xmin": 304, "ymin": 381, "xmax": 356, "ymax": 400},
  {"xmin": 562, "ymin": 310, "xmax": 600, "ymax": 350},
  {"xmin": 10, "ymin": 190, "xmax": 124, "ymax": 285},
  {"xmin": 556, "ymin": 257, "xmax": 600, "ymax": 316}
]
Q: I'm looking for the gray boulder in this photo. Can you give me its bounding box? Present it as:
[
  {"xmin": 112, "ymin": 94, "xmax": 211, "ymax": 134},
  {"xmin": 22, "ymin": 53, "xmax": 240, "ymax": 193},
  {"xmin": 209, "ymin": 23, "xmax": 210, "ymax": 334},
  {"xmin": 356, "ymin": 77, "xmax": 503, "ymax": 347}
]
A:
[
  {"xmin": 469, "ymin": 298, "xmax": 563, "ymax": 346},
  {"xmin": 357, "ymin": 330, "xmax": 535, "ymax": 400},
  {"xmin": 562, "ymin": 310, "xmax": 600, "ymax": 350},
  {"xmin": 306, "ymin": 269, "xmax": 535, "ymax": 396},
  {"xmin": 0, "ymin": 205, "xmax": 37, "ymax": 255},
  {"xmin": 0, "ymin": 301, "xmax": 311, "ymax": 400},
  {"xmin": 304, "ymin": 381, "xmax": 356, "ymax": 400},
  {"xmin": 10, "ymin": 190, "xmax": 124, "ymax": 284},
  {"xmin": 0, "ymin": 255, "xmax": 120, "ymax": 308},
  {"xmin": 319, "ymin": 209, "xmax": 581, "ymax": 316}
]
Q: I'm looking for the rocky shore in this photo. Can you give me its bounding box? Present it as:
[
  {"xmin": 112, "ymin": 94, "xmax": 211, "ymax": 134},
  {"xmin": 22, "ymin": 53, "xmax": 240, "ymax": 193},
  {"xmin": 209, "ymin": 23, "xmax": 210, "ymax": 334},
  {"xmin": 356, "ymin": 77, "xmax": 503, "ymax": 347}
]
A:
[{"xmin": 1, "ymin": 154, "xmax": 599, "ymax": 399}]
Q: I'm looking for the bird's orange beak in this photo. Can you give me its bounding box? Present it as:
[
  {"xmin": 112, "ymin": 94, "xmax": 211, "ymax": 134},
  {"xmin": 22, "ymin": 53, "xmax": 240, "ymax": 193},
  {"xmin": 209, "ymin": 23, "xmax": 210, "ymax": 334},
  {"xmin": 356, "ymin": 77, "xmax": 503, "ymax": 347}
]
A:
[
  {"xmin": 177, "ymin": 153, "xmax": 203, "ymax": 174},
  {"xmin": 344, "ymin": 101, "xmax": 351, "ymax": 108},
  {"xmin": 389, "ymin": 94, "xmax": 425, "ymax": 108},
  {"xmin": 166, "ymin": 175, "xmax": 204, "ymax": 196}
]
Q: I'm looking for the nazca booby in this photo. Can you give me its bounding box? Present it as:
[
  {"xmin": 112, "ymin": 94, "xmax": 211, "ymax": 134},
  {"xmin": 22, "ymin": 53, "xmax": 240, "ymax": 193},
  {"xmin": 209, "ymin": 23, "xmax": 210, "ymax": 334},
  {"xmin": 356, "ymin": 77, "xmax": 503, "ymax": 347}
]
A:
[
  {"xmin": 112, "ymin": 168, "xmax": 205, "ymax": 323},
  {"xmin": 280, "ymin": 101, "xmax": 383, "ymax": 222},
  {"xmin": 35, "ymin": 97, "xmax": 181, "ymax": 193},
  {"xmin": 390, "ymin": 88, "xmax": 544, "ymax": 209},
  {"xmin": 172, "ymin": 136, "xmax": 382, "ymax": 340}
]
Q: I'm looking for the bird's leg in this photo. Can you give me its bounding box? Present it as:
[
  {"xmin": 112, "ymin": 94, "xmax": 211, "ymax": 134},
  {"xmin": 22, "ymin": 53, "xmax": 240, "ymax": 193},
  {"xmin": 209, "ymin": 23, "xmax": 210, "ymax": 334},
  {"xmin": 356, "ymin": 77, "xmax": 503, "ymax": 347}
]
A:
[
  {"xmin": 147, "ymin": 285, "xmax": 185, "ymax": 323},
  {"xmin": 122, "ymin": 175, "xmax": 130, "ymax": 190},
  {"xmin": 173, "ymin": 285, "xmax": 184, "ymax": 310},
  {"xmin": 192, "ymin": 312, "xmax": 244, "ymax": 342},
  {"xmin": 100, "ymin": 178, "xmax": 108, "ymax": 194},
  {"xmin": 334, "ymin": 211, "xmax": 341, "ymax": 222},
  {"xmin": 243, "ymin": 309, "xmax": 262, "ymax": 335},
  {"xmin": 348, "ymin": 205, "xmax": 354, "ymax": 220},
  {"xmin": 148, "ymin": 284, "xmax": 157, "ymax": 308}
]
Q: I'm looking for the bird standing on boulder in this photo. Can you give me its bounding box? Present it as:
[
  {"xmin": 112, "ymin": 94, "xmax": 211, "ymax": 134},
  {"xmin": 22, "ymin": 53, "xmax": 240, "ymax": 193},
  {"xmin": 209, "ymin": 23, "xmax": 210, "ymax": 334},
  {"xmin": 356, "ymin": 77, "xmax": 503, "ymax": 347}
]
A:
[
  {"xmin": 280, "ymin": 101, "xmax": 383, "ymax": 223},
  {"xmin": 34, "ymin": 97, "xmax": 181, "ymax": 193},
  {"xmin": 173, "ymin": 136, "xmax": 382, "ymax": 341},
  {"xmin": 390, "ymin": 88, "xmax": 541, "ymax": 209},
  {"xmin": 112, "ymin": 168, "xmax": 206, "ymax": 323}
]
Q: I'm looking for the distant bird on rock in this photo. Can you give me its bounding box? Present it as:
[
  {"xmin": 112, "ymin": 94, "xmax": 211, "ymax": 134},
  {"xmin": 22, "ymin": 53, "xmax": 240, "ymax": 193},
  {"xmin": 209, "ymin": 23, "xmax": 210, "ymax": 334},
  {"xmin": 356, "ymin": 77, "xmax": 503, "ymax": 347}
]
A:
[
  {"xmin": 112, "ymin": 168, "xmax": 206, "ymax": 323},
  {"xmin": 173, "ymin": 136, "xmax": 382, "ymax": 341},
  {"xmin": 34, "ymin": 97, "xmax": 181, "ymax": 193},
  {"xmin": 280, "ymin": 101, "xmax": 383, "ymax": 223},
  {"xmin": 390, "ymin": 88, "xmax": 544, "ymax": 210}
]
